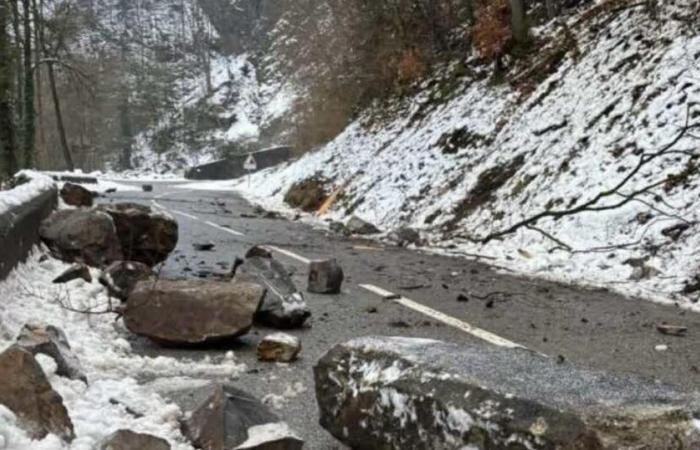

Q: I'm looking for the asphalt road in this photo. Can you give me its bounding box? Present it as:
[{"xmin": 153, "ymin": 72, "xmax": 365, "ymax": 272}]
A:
[{"xmin": 104, "ymin": 181, "xmax": 700, "ymax": 449}]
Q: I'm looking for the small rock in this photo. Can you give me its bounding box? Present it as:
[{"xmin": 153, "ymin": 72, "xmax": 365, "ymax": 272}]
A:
[
  {"xmin": 346, "ymin": 216, "xmax": 380, "ymax": 235},
  {"xmin": 457, "ymin": 294, "xmax": 469, "ymax": 302},
  {"xmin": 193, "ymin": 242, "xmax": 216, "ymax": 252},
  {"xmin": 661, "ymin": 223, "xmax": 691, "ymax": 241},
  {"xmin": 257, "ymin": 333, "xmax": 302, "ymax": 363},
  {"xmin": 307, "ymin": 259, "xmax": 344, "ymax": 294},
  {"xmin": 60, "ymin": 182, "xmax": 94, "ymax": 207},
  {"xmin": 245, "ymin": 246, "xmax": 272, "ymax": 259},
  {"xmin": 53, "ymin": 264, "xmax": 92, "ymax": 284},
  {"xmin": 657, "ymin": 324, "xmax": 687, "ymax": 337},
  {"xmin": 0, "ymin": 347, "xmax": 74, "ymax": 441},
  {"xmin": 100, "ymin": 430, "xmax": 170, "ymax": 450},
  {"xmin": 142, "ymin": 184, "xmax": 154, "ymax": 192},
  {"xmin": 389, "ymin": 227, "xmax": 421, "ymax": 246},
  {"xmin": 15, "ymin": 323, "xmax": 87, "ymax": 383}
]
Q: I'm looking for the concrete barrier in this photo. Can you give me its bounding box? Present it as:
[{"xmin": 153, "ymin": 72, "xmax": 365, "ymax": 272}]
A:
[
  {"xmin": 0, "ymin": 179, "xmax": 57, "ymax": 280},
  {"xmin": 185, "ymin": 146, "xmax": 292, "ymax": 180}
]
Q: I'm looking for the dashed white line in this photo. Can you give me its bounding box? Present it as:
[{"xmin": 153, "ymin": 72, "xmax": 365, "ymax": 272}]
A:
[
  {"xmin": 359, "ymin": 283, "xmax": 527, "ymax": 350},
  {"xmin": 205, "ymin": 220, "xmax": 245, "ymax": 237},
  {"xmin": 265, "ymin": 246, "xmax": 312, "ymax": 264}
]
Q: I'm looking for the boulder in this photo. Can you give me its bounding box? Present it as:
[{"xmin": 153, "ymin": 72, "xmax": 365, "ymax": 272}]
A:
[
  {"xmin": 142, "ymin": 184, "xmax": 154, "ymax": 193},
  {"xmin": 315, "ymin": 336, "xmax": 700, "ymax": 450},
  {"xmin": 346, "ymin": 216, "xmax": 380, "ymax": 235},
  {"xmin": 307, "ymin": 259, "xmax": 343, "ymax": 294},
  {"xmin": 15, "ymin": 323, "xmax": 87, "ymax": 383},
  {"xmin": 257, "ymin": 333, "xmax": 301, "ymax": 363},
  {"xmin": 40, "ymin": 209, "xmax": 123, "ymax": 267},
  {"xmin": 97, "ymin": 203, "xmax": 178, "ymax": 266},
  {"xmin": 100, "ymin": 430, "xmax": 170, "ymax": 450},
  {"xmin": 53, "ymin": 263, "xmax": 92, "ymax": 284},
  {"xmin": 389, "ymin": 227, "xmax": 421, "ymax": 247},
  {"xmin": 0, "ymin": 346, "xmax": 74, "ymax": 441},
  {"xmin": 99, "ymin": 261, "xmax": 155, "ymax": 301},
  {"xmin": 60, "ymin": 182, "xmax": 94, "ymax": 207},
  {"xmin": 124, "ymin": 280, "xmax": 264, "ymax": 345},
  {"xmin": 284, "ymin": 177, "xmax": 328, "ymax": 212},
  {"xmin": 235, "ymin": 251, "xmax": 310, "ymax": 329},
  {"xmin": 167, "ymin": 383, "xmax": 303, "ymax": 450}
]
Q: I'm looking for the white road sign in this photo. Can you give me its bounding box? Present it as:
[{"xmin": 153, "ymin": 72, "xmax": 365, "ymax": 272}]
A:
[{"xmin": 244, "ymin": 154, "xmax": 257, "ymax": 171}]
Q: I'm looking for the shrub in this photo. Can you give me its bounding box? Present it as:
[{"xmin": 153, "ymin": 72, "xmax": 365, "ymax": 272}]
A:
[{"xmin": 473, "ymin": 0, "xmax": 512, "ymax": 60}]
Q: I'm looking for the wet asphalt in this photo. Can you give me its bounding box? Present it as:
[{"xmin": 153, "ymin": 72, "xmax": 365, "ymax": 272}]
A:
[{"xmin": 102, "ymin": 181, "xmax": 700, "ymax": 449}]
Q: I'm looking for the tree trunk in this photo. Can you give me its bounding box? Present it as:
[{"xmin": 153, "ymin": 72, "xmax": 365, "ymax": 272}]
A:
[
  {"xmin": 0, "ymin": 2, "xmax": 19, "ymax": 178},
  {"xmin": 46, "ymin": 60, "xmax": 74, "ymax": 171},
  {"xmin": 32, "ymin": 0, "xmax": 45, "ymax": 166},
  {"xmin": 22, "ymin": 0, "xmax": 34, "ymax": 168},
  {"xmin": 510, "ymin": 0, "xmax": 529, "ymax": 45}
]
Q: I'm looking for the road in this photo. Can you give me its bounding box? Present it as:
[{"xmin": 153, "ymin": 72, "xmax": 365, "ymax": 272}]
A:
[{"xmin": 105, "ymin": 181, "xmax": 700, "ymax": 449}]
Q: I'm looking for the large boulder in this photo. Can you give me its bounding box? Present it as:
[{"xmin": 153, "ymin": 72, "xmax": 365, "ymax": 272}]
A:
[
  {"xmin": 235, "ymin": 249, "xmax": 310, "ymax": 329},
  {"xmin": 99, "ymin": 261, "xmax": 155, "ymax": 301},
  {"xmin": 0, "ymin": 346, "xmax": 74, "ymax": 441},
  {"xmin": 346, "ymin": 216, "xmax": 380, "ymax": 235},
  {"xmin": 60, "ymin": 182, "xmax": 94, "ymax": 207},
  {"xmin": 284, "ymin": 177, "xmax": 328, "ymax": 212},
  {"xmin": 166, "ymin": 383, "xmax": 303, "ymax": 450},
  {"xmin": 40, "ymin": 209, "xmax": 123, "ymax": 267},
  {"xmin": 307, "ymin": 259, "xmax": 344, "ymax": 294},
  {"xmin": 15, "ymin": 323, "xmax": 87, "ymax": 383},
  {"xmin": 98, "ymin": 203, "xmax": 178, "ymax": 266},
  {"xmin": 100, "ymin": 429, "xmax": 170, "ymax": 450},
  {"xmin": 315, "ymin": 336, "xmax": 700, "ymax": 450},
  {"xmin": 124, "ymin": 280, "xmax": 265, "ymax": 345}
]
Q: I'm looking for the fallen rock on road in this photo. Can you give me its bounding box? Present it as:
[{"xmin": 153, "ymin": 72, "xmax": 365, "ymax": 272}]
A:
[
  {"xmin": 235, "ymin": 247, "xmax": 311, "ymax": 329},
  {"xmin": 100, "ymin": 429, "xmax": 170, "ymax": 450},
  {"xmin": 0, "ymin": 346, "xmax": 75, "ymax": 441},
  {"xmin": 307, "ymin": 259, "xmax": 344, "ymax": 294},
  {"xmin": 60, "ymin": 182, "xmax": 94, "ymax": 207},
  {"xmin": 15, "ymin": 323, "xmax": 87, "ymax": 383},
  {"xmin": 315, "ymin": 336, "xmax": 700, "ymax": 449},
  {"xmin": 166, "ymin": 382, "xmax": 304, "ymax": 450},
  {"xmin": 346, "ymin": 215, "xmax": 380, "ymax": 235},
  {"xmin": 99, "ymin": 260, "xmax": 155, "ymax": 301},
  {"xmin": 257, "ymin": 333, "xmax": 302, "ymax": 363},
  {"xmin": 40, "ymin": 209, "xmax": 123, "ymax": 267},
  {"xmin": 98, "ymin": 203, "xmax": 178, "ymax": 266},
  {"xmin": 125, "ymin": 280, "xmax": 264, "ymax": 345}
]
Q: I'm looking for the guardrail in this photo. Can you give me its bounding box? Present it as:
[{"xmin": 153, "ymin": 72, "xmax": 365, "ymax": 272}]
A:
[
  {"xmin": 185, "ymin": 146, "xmax": 292, "ymax": 180},
  {"xmin": 0, "ymin": 175, "xmax": 57, "ymax": 280}
]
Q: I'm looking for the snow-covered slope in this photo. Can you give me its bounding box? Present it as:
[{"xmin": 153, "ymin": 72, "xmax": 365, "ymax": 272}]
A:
[{"xmin": 234, "ymin": 2, "xmax": 700, "ymax": 309}]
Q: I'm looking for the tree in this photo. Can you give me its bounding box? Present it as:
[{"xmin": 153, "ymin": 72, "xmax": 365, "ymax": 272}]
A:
[
  {"xmin": 22, "ymin": 0, "xmax": 35, "ymax": 167},
  {"xmin": 509, "ymin": 0, "xmax": 529, "ymax": 45},
  {"xmin": 0, "ymin": 1, "xmax": 19, "ymax": 179}
]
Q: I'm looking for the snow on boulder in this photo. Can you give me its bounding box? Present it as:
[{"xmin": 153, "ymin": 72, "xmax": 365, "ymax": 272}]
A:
[
  {"xmin": 314, "ymin": 336, "xmax": 700, "ymax": 449},
  {"xmin": 97, "ymin": 203, "xmax": 178, "ymax": 267},
  {"xmin": 165, "ymin": 382, "xmax": 303, "ymax": 450},
  {"xmin": 99, "ymin": 429, "xmax": 170, "ymax": 450},
  {"xmin": 235, "ymin": 247, "xmax": 311, "ymax": 329},
  {"xmin": 40, "ymin": 209, "xmax": 123, "ymax": 267},
  {"xmin": 0, "ymin": 346, "xmax": 74, "ymax": 442},
  {"xmin": 99, "ymin": 260, "xmax": 155, "ymax": 301},
  {"xmin": 124, "ymin": 280, "xmax": 265, "ymax": 345}
]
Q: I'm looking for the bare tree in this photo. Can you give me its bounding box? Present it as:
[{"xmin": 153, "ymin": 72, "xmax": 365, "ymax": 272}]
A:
[{"xmin": 0, "ymin": 1, "xmax": 19, "ymax": 179}]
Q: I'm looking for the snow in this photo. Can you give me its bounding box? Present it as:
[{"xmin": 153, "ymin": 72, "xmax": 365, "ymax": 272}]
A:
[
  {"xmin": 0, "ymin": 171, "xmax": 55, "ymax": 216},
  {"xmin": 223, "ymin": 4, "xmax": 700, "ymax": 311},
  {"xmin": 233, "ymin": 422, "xmax": 300, "ymax": 449},
  {"xmin": 0, "ymin": 251, "xmax": 248, "ymax": 449}
]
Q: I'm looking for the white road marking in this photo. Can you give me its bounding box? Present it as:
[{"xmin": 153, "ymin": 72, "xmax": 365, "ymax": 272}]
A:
[
  {"xmin": 265, "ymin": 246, "xmax": 312, "ymax": 264},
  {"xmin": 359, "ymin": 283, "xmax": 527, "ymax": 350},
  {"xmin": 205, "ymin": 220, "xmax": 246, "ymax": 237},
  {"xmin": 171, "ymin": 209, "xmax": 200, "ymax": 221}
]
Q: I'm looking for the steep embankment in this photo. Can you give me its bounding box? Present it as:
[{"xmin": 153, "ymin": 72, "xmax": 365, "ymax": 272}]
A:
[{"xmin": 236, "ymin": 2, "xmax": 700, "ymax": 308}]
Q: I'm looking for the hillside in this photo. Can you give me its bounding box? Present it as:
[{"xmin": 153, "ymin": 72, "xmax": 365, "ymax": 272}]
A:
[{"xmin": 227, "ymin": 0, "xmax": 700, "ymax": 308}]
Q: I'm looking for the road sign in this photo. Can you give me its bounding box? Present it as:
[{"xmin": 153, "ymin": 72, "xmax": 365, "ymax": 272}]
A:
[{"xmin": 244, "ymin": 154, "xmax": 257, "ymax": 172}]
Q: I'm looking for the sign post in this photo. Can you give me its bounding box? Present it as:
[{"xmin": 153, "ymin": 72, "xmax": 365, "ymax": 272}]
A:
[{"xmin": 244, "ymin": 154, "xmax": 257, "ymax": 187}]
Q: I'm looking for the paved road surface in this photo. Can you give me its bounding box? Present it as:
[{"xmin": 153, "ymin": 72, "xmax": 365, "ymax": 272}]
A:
[{"xmin": 104, "ymin": 181, "xmax": 700, "ymax": 449}]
